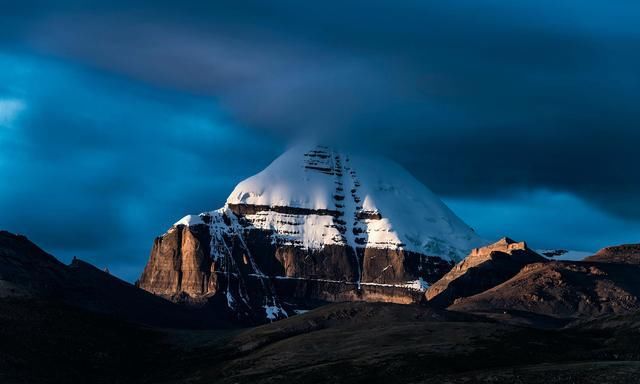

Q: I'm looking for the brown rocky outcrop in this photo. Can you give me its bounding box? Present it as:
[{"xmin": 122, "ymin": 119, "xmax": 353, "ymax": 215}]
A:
[
  {"xmin": 449, "ymin": 260, "xmax": 640, "ymax": 320},
  {"xmin": 585, "ymin": 243, "xmax": 640, "ymax": 264},
  {"xmin": 138, "ymin": 224, "xmax": 216, "ymax": 300},
  {"xmin": 424, "ymin": 237, "xmax": 546, "ymax": 307}
]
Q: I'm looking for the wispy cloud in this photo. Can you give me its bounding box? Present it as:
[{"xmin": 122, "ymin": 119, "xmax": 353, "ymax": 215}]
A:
[{"xmin": 0, "ymin": 98, "xmax": 25, "ymax": 126}]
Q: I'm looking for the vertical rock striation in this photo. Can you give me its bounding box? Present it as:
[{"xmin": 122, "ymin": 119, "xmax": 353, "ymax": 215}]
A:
[{"xmin": 139, "ymin": 224, "xmax": 215, "ymax": 300}]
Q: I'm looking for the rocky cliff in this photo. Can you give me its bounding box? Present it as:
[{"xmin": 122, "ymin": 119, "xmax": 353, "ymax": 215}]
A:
[
  {"xmin": 139, "ymin": 224, "xmax": 216, "ymax": 300},
  {"xmin": 138, "ymin": 145, "xmax": 485, "ymax": 321}
]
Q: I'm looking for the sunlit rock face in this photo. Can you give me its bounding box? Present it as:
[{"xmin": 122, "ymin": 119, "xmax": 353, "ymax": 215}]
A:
[
  {"xmin": 138, "ymin": 224, "xmax": 216, "ymax": 298},
  {"xmin": 138, "ymin": 145, "xmax": 484, "ymax": 322}
]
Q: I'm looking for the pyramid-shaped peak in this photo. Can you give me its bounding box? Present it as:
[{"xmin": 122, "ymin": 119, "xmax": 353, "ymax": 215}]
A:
[
  {"xmin": 223, "ymin": 144, "xmax": 484, "ymax": 260},
  {"xmin": 141, "ymin": 145, "xmax": 489, "ymax": 321}
]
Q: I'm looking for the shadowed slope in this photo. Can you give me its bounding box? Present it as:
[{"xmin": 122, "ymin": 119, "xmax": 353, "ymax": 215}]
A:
[
  {"xmin": 449, "ymin": 260, "xmax": 640, "ymax": 320},
  {"xmin": 0, "ymin": 230, "xmax": 228, "ymax": 328},
  {"xmin": 425, "ymin": 237, "xmax": 546, "ymax": 307}
]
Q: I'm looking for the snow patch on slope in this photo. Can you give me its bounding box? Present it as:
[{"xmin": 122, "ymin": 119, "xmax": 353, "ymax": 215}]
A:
[
  {"xmin": 243, "ymin": 211, "xmax": 342, "ymax": 248},
  {"xmin": 174, "ymin": 214, "xmax": 205, "ymax": 226},
  {"xmin": 228, "ymin": 146, "xmax": 335, "ymax": 210},
  {"xmin": 538, "ymin": 249, "xmax": 593, "ymax": 261},
  {"xmin": 264, "ymin": 304, "xmax": 288, "ymax": 322}
]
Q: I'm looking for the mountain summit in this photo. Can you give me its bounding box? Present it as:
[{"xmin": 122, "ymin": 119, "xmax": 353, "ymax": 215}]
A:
[
  {"xmin": 226, "ymin": 145, "xmax": 481, "ymax": 257},
  {"xmin": 138, "ymin": 145, "xmax": 484, "ymax": 322}
]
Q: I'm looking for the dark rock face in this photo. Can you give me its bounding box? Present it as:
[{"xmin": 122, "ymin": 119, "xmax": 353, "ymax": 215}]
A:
[
  {"xmin": 228, "ymin": 203, "xmax": 342, "ymax": 218},
  {"xmin": 425, "ymin": 237, "xmax": 547, "ymax": 307},
  {"xmin": 272, "ymin": 244, "xmax": 357, "ymax": 281},
  {"xmin": 270, "ymin": 278, "xmax": 425, "ymax": 304}
]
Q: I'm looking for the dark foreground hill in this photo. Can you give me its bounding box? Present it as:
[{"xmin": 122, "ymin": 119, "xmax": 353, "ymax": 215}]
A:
[
  {"xmin": 3, "ymin": 298, "xmax": 640, "ymax": 384},
  {"xmin": 3, "ymin": 230, "xmax": 640, "ymax": 383},
  {"xmin": 0, "ymin": 230, "xmax": 229, "ymax": 328},
  {"xmin": 449, "ymin": 260, "xmax": 640, "ymax": 321},
  {"xmin": 444, "ymin": 241, "xmax": 640, "ymax": 326}
]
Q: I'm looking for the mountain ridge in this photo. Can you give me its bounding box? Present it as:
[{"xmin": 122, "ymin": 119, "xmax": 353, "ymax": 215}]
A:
[{"xmin": 0, "ymin": 230, "xmax": 229, "ymax": 328}]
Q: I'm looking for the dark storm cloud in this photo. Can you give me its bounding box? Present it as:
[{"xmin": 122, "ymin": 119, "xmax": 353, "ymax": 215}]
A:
[
  {"xmin": 0, "ymin": 53, "xmax": 282, "ymax": 278},
  {"xmin": 3, "ymin": 1, "xmax": 636, "ymax": 218},
  {"xmin": 1, "ymin": 2, "xmax": 639, "ymax": 279},
  {"xmin": 445, "ymin": 190, "xmax": 640, "ymax": 253}
]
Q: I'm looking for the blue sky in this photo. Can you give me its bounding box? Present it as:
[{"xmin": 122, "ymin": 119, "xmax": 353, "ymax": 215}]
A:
[{"xmin": 1, "ymin": 2, "xmax": 639, "ymax": 281}]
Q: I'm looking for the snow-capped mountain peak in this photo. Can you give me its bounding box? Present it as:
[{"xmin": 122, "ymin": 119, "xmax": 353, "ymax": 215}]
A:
[
  {"xmin": 212, "ymin": 145, "xmax": 482, "ymax": 261},
  {"xmin": 142, "ymin": 145, "xmax": 486, "ymax": 322}
]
